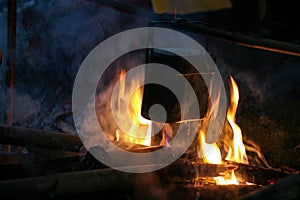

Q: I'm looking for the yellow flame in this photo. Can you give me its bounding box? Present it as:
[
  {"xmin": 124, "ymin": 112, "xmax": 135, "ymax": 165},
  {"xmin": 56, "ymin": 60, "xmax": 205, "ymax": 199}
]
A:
[
  {"xmin": 115, "ymin": 69, "xmax": 152, "ymax": 146},
  {"xmin": 198, "ymin": 76, "xmax": 248, "ymax": 185},
  {"xmin": 198, "ymin": 129, "xmax": 222, "ymax": 164},
  {"xmin": 214, "ymin": 171, "xmax": 239, "ymax": 185},
  {"xmin": 128, "ymin": 88, "xmax": 152, "ymax": 146},
  {"xmin": 225, "ymin": 77, "xmax": 248, "ymax": 164},
  {"xmin": 199, "ymin": 128, "xmax": 239, "ymax": 185}
]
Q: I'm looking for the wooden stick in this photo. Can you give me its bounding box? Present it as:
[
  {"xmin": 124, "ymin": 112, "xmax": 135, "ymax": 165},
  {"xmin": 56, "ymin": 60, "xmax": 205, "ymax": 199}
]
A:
[
  {"xmin": 0, "ymin": 124, "xmax": 82, "ymax": 152},
  {"xmin": 226, "ymin": 161, "xmax": 297, "ymax": 186},
  {"xmin": 0, "ymin": 152, "xmax": 21, "ymax": 165},
  {"xmin": 160, "ymin": 158, "xmax": 237, "ymax": 182},
  {"xmin": 0, "ymin": 168, "xmax": 132, "ymax": 197}
]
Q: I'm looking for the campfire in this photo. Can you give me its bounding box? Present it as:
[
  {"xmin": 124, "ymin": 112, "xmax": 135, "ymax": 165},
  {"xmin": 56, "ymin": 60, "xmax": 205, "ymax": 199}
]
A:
[
  {"xmin": 0, "ymin": 34, "xmax": 299, "ymax": 200},
  {"xmin": 0, "ymin": 51, "xmax": 299, "ymax": 200},
  {"xmin": 100, "ymin": 66, "xmax": 284, "ymax": 188},
  {"xmin": 0, "ymin": 1, "xmax": 299, "ymax": 199}
]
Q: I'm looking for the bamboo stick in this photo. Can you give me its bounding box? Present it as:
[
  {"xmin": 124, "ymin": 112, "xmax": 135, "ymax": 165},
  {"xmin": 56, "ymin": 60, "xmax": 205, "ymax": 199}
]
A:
[
  {"xmin": 0, "ymin": 168, "xmax": 131, "ymax": 197},
  {"xmin": 0, "ymin": 124, "xmax": 82, "ymax": 152},
  {"xmin": 5, "ymin": 0, "xmax": 17, "ymax": 152}
]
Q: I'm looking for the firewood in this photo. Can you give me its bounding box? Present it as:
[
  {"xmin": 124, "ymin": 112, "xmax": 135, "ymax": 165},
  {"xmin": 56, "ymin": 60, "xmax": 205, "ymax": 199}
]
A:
[
  {"xmin": 0, "ymin": 168, "xmax": 133, "ymax": 197},
  {"xmin": 0, "ymin": 148, "xmax": 84, "ymax": 180},
  {"xmin": 165, "ymin": 185, "xmax": 262, "ymax": 200},
  {"xmin": 227, "ymin": 161, "xmax": 298, "ymax": 186},
  {"xmin": 161, "ymin": 158, "xmax": 238, "ymax": 182},
  {"xmin": 0, "ymin": 152, "xmax": 21, "ymax": 165},
  {"xmin": 0, "ymin": 124, "xmax": 82, "ymax": 151}
]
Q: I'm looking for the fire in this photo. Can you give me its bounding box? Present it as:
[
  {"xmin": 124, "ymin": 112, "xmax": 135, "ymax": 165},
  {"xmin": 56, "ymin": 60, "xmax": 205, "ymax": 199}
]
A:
[
  {"xmin": 198, "ymin": 129, "xmax": 222, "ymax": 164},
  {"xmin": 114, "ymin": 69, "xmax": 152, "ymax": 146},
  {"xmin": 198, "ymin": 76, "xmax": 248, "ymax": 185},
  {"xmin": 225, "ymin": 77, "xmax": 249, "ymax": 164}
]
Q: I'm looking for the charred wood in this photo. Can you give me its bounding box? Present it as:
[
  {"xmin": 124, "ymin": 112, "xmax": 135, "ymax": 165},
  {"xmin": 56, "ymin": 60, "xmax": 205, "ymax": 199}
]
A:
[
  {"xmin": 163, "ymin": 158, "xmax": 237, "ymax": 181},
  {"xmin": 228, "ymin": 161, "xmax": 299, "ymax": 186}
]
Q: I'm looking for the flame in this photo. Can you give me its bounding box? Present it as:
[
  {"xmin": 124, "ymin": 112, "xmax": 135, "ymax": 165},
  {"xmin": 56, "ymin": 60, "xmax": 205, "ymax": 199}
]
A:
[
  {"xmin": 160, "ymin": 124, "xmax": 173, "ymax": 147},
  {"xmin": 114, "ymin": 69, "xmax": 152, "ymax": 146},
  {"xmin": 225, "ymin": 77, "xmax": 248, "ymax": 164},
  {"xmin": 214, "ymin": 171, "xmax": 238, "ymax": 185},
  {"xmin": 198, "ymin": 129, "xmax": 222, "ymax": 164},
  {"xmin": 127, "ymin": 89, "xmax": 152, "ymax": 146},
  {"xmin": 197, "ymin": 76, "xmax": 248, "ymax": 185}
]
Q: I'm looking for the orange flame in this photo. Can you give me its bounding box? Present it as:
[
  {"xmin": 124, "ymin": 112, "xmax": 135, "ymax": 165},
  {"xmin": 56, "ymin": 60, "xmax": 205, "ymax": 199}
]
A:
[
  {"xmin": 160, "ymin": 124, "xmax": 173, "ymax": 147},
  {"xmin": 198, "ymin": 76, "xmax": 248, "ymax": 185},
  {"xmin": 225, "ymin": 77, "xmax": 248, "ymax": 164},
  {"xmin": 198, "ymin": 129, "xmax": 222, "ymax": 164},
  {"xmin": 115, "ymin": 69, "xmax": 152, "ymax": 146}
]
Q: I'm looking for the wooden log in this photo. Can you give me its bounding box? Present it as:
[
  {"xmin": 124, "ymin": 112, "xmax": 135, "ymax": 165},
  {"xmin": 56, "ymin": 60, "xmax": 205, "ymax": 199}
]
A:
[
  {"xmin": 78, "ymin": 146, "xmax": 237, "ymax": 179},
  {"xmin": 114, "ymin": 142, "xmax": 163, "ymax": 153},
  {"xmin": 0, "ymin": 124, "xmax": 82, "ymax": 152},
  {"xmin": 0, "ymin": 152, "xmax": 21, "ymax": 165},
  {"xmin": 240, "ymin": 174, "xmax": 300, "ymax": 200},
  {"xmin": 0, "ymin": 148, "xmax": 84, "ymax": 168},
  {"xmin": 165, "ymin": 185, "xmax": 262, "ymax": 200},
  {"xmin": 0, "ymin": 166, "xmax": 264, "ymax": 200},
  {"xmin": 164, "ymin": 158, "xmax": 237, "ymax": 181},
  {"xmin": 0, "ymin": 167, "xmax": 134, "ymax": 198},
  {"xmin": 227, "ymin": 161, "xmax": 298, "ymax": 186},
  {"xmin": 0, "ymin": 148, "xmax": 84, "ymax": 180}
]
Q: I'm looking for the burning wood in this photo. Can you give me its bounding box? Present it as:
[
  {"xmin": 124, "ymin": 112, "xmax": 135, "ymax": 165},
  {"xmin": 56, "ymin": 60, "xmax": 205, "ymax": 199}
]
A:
[
  {"xmin": 96, "ymin": 67, "xmax": 291, "ymax": 187},
  {"xmin": 195, "ymin": 76, "xmax": 249, "ymax": 185},
  {"xmin": 166, "ymin": 158, "xmax": 237, "ymax": 180},
  {"xmin": 111, "ymin": 69, "xmax": 152, "ymax": 146}
]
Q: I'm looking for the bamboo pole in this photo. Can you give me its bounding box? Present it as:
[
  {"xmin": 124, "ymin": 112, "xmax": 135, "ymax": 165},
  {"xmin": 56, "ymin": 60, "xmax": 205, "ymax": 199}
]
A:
[
  {"xmin": 5, "ymin": 0, "xmax": 17, "ymax": 152},
  {"xmin": 0, "ymin": 168, "xmax": 131, "ymax": 197},
  {"xmin": 0, "ymin": 124, "xmax": 82, "ymax": 152}
]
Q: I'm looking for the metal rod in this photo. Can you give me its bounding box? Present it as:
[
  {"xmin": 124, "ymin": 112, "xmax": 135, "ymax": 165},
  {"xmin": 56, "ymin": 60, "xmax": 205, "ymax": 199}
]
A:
[
  {"xmin": 90, "ymin": 1, "xmax": 300, "ymax": 57},
  {"xmin": 175, "ymin": 19, "xmax": 300, "ymax": 57}
]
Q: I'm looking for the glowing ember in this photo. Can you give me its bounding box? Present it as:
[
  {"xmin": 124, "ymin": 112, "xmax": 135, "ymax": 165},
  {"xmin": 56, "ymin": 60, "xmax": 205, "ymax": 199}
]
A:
[{"xmin": 197, "ymin": 76, "xmax": 248, "ymax": 185}]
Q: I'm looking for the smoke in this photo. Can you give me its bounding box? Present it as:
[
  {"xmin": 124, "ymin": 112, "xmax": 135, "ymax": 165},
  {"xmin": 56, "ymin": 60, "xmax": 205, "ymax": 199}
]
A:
[{"xmin": 0, "ymin": 0, "xmax": 148, "ymax": 127}]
